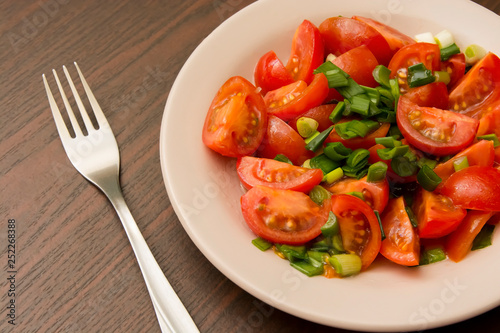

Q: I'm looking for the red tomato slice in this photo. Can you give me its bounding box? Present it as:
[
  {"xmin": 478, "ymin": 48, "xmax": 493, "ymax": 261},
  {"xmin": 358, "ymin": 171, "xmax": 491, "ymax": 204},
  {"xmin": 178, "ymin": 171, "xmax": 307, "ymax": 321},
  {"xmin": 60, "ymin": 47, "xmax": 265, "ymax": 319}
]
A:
[
  {"xmin": 286, "ymin": 19, "xmax": 324, "ymax": 84},
  {"xmin": 433, "ymin": 140, "xmax": 495, "ymax": 187},
  {"xmin": 412, "ymin": 188, "xmax": 466, "ymax": 239},
  {"xmin": 380, "ymin": 196, "xmax": 420, "ymax": 266},
  {"xmin": 396, "ymin": 96, "xmax": 479, "ymax": 156},
  {"xmin": 324, "ymin": 175, "xmax": 389, "ymax": 213},
  {"xmin": 449, "ymin": 52, "xmax": 500, "ymax": 119},
  {"xmin": 202, "ymin": 76, "xmax": 267, "ymax": 157},
  {"xmin": 240, "ymin": 185, "xmax": 331, "ymax": 245},
  {"xmin": 289, "ymin": 104, "xmax": 336, "ymax": 133},
  {"xmin": 330, "ymin": 194, "xmax": 382, "ymax": 270},
  {"xmin": 319, "ymin": 16, "xmax": 393, "ymax": 65},
  {"xmin": 440, "ymin": 166, "xmax": 500, "ymax": 211},
  {"xmin": 332, "ymin": 45, "xmax": 379, "ymax": 88},
  {"xmin": 352, "ymin": 16, "xmax": 415, "ymax": 53},
  {"xmin": 264, "ymin": 73, "xmax": 329, "ymax": 122},
  {"xmin": 403, "ymin": 82, "xmax": 449, "ymax": 110},
  {"xmin": 388, "ymin": 42, "xmax": 441, "ymax": 79},
  {"xmin": 445, "ymin": 210, "xmax": 494, "ymax": 262},
  {"xmin": 326, "ymin": 119, "xmax": 391, "ymax": 150},
  {"xmin": 254, "ymin": 51, "xmax": 294, "ymax": 95},
  {"xmin": 441, "ymin": 53, "xmax": 466, "ymax": 90},
  {"xmin": 256, "ymin": 115, "xmax": 314, "ymax": 166},
  {"xmin": 477, "ymin": 103, "xmax": 500, "ymax": 138},
  {"xmin": 236, "ymin": 156, "xmax": 323, "ymax": 193}
]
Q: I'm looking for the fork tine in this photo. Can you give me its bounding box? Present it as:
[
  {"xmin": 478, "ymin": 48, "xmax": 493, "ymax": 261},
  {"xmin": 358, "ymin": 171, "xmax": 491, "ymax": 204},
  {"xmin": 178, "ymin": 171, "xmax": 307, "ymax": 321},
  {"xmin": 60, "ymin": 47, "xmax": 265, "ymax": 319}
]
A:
[
  {"xmin": 52, "ymin": 68, "xmax": 85, "ymax": 137},
  {"xmin": 63, "ymin": 65, "xmax": 96, "ymax": 134},
  {"xmin": 74, "ymin": 62, "xmax": 111, "ymax": 130},
  {"xmin": 43, "ymin": 73, "xmax": 74, "ymax": 140}
]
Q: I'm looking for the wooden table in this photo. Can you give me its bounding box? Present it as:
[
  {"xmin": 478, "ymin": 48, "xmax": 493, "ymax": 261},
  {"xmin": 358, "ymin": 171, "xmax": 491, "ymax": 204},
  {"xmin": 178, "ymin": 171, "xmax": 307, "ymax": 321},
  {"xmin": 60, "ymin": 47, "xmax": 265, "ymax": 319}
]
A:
[{"xmin": 1, "ymin": 1, "xmax": 500, "ymax": 332}]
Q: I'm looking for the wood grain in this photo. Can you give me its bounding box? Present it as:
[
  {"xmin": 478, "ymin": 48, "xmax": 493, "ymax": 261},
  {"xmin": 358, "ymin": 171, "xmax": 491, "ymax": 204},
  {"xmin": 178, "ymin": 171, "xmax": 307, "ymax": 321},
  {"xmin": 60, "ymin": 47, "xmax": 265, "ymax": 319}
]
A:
[{"xmin": 1, "ymin": 1, "xmax": 499, "ymax": 332}]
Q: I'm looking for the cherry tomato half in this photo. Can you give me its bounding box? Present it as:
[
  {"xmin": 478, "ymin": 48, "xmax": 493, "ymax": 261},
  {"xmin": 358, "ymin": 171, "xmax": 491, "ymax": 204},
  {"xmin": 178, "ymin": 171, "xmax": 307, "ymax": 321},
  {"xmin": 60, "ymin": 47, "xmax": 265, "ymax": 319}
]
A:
[
  {"xmin": 403, "ymin": 81, "xmax": 449, "ymax": 110},
  {"xmin": 440, "ymin": 166, "xmax": 500, "ymax": 211},
  {"xmin": 412, "ymin": 188, "xmax": 466, "ymax": 239},
  {"xmin": 331, "ymin": 194, "xmax": 382, "ymax": 270},
  {"xmin": 202, "ymin": 76, "xmax": 267, "ymax": 157},
  {"xmin": 236, "ymin": 156, "xmax": 323, "ymax": 193},
  {"xmin": 441, "ymin": 53, "xmax": 466, "ymax": 90},
  {"xmin": 388, "ymin": 42, "xmax": 441, "ymax": 78},
  {"xmin": 396, "ymin": 96, "xmax": 479, "ymax": 156},
  {"xmin": 240, "ymin": 185, "xmax": 331, "ymax": 245},
  {"xmin": 380, "ymin": 196, "xmax": 420, "ymax": 266},
  {"xmin": 264, "ymin": 73, "xmax": 329, "ymax": 122}
]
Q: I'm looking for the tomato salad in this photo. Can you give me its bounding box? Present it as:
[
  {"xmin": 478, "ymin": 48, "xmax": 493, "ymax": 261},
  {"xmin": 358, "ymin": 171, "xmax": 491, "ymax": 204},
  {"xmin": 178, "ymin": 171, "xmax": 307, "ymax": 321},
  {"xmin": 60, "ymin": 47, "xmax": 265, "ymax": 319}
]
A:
[{"xmin": 202, "ymin": 16, "xmax": 500, "ymax": 278}]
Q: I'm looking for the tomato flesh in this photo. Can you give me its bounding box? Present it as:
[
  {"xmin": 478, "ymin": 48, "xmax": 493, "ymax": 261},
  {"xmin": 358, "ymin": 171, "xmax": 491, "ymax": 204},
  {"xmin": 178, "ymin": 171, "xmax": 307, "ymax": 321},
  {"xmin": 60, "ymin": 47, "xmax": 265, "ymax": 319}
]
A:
[
  {"xmin": 412, "ymin": 189, "xmax": 466, "ymax": 239},
  {"xmin": 440, "ymin": 166, "xmax": 500, "ymax": 211},
  {"xmin": 441, "ymin": 53, "xmax": 466, "ymax": 90},
  {"xmin": 240, "ymin": 186, "xmax": 331, "ymax": 245},
  {"xmin": 254, "ymin": 51, "xmax": 294, "ymax": 95},
  {"xmin": 330, "ymin": 194, "xmax": 382, "ymax": 270},
  {"xmin": 202, "ymin": 76, "xmax": 267, "ymax": 157},
  {"xmin": 396, "ymin": 96, "xmax": 479, "ymax": 156},
  {"xmin": 403, "ymin": 82, "xmax": 449, "ymax": 110},
  {"xmin": 236, "ymin": 156, "xmax": 323, "ymax": 193},
  {"xmin": 332, "ymin": 45, "xmax": 379, "ymax": 88},
  {"xmin": 388, "ymin": 42, "xmax": 441, "ymax": 79},
  {"xmin": 380, "ymin": 196, "xmax": 420, "ymax": 266}
]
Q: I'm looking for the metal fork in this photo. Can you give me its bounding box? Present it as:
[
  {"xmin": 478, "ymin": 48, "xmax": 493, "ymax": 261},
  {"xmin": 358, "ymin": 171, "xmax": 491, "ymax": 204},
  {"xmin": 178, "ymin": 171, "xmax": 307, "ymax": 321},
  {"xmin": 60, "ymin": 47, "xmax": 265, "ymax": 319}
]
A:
[{"xmin": 43, "ymin": 62, "xmax": 200, "ymax": 333}]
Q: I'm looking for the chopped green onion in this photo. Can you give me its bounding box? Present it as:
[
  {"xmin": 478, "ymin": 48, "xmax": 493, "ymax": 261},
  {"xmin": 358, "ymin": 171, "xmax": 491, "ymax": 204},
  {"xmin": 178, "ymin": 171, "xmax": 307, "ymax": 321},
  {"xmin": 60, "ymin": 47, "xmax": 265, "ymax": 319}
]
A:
[
  {"xmin": 252, "ymin": 237, "xmax": 273, "ymax": 251},
  {"xmin": 367, "ymin": 161, "xmax": 388, "ymax": 182},
  {"xmin": 346, "ymin": 149, "xmax": 371, "ymax": 168},
  {"xmin": 335, "ymin": 122, "xmax": 358, "ymax": 140},
  {"xmin": 408, "ymin": 63, "xmax": 435, "ymax": 88},
  {"xmin": 374, "ymin": 210, "xmax": 386, "ymax": 241},
  {"xmin": 391, "ymin": 156, "xmax": 418, "ymax": 177},
  {"xmin": 342, "ymin": 165, "xmax": 368, "ymax": 179},
  {"xmin": 434, "ymin": 29, "xmax": 455, "ymax": 49},
  {"xmin": 434, "ymin": 71, "xmax": 451, "ymax": 85},
  {"xmin": 276, "ymin": 244, "xmax": 307, "ymax": 262},
  {"xmin": 324, "ymin": 142, "xmax": 352, "ymax": 161},
  {"xmin": 388, "ymin": 125, "xmax": 402, "ymax": 140},
  {"xmin": 372, "ymin": 65, "xmax": 392, "ymax": 89},
  {"xmin": 309, "ymin": 185, "xmax": 332, "ymax": 205},
  {"xmin": 477, "ymin": 133, "xmax": 500, "ymax": 147},
  {"xmin": 472, "ymin": 224, "xmax": 495, "ymax": 251},
  {"xmin": 329, "ymin": 254, "xmax": 362, "ymax": 277},
  {"xmin": 440, "ymin": 43, "xmax": 460, "ymax": 61},
  {"xmin": 330, "ymin": 234, "xmax": 345, "ymax": 254},
  {"xmin": 307, "ymin": 250, "xmax": 329, "ymax": 263},
  {"xmin": 416, "ymin": 156, "xmax": 438, "ymax": 170},
  {"xmin": 350, "ymin": 95, "xmax": 371, "ymax": 116},
  {"xmin": 346, "ymin": 191, "xmax": 364, "ymax": 200},
  {"xmin": 362, "ymin": 86, "xmax": 381, "ymax": 105},
  {"xmin": 375, "ymin": 136, "xmax": 402, "ymax": 148},
  {"xmin": 405, "ymin": 206, "xmax": 418, "ymax": 228},
  {"xmin": 305, "ymin": 126, "xmax": 334, "ymax": 152},
  {"xmin": 324, "ymin": 69, "xmax": 349, "ymax": 88},
  {"xmin": 417, "ymin": 165, "xmax": 442, "ymax": 191},
  {"xmin": 465, "ymin": 44, "xmax": 487, "ymax": 65},
  {"xmin": 337, "ymin": 78, "xmax": 367, "ymax": 100},
  {"xmin": 310, "ymin": 239, "xmax": 330, "ymax": 252},
  {"xmin": 414, "ymin": 32, "xmax": 436, "ymax": 44},
  {"xmin": 310, "ymin": 154, "xmax": 340, "ymax": 175},
  {"xmin": 296, "ymin": 117, "xmax": 319, "ymax": 138},
  {"xmin": 390, "ymin": 78, "xmax": 400, "ymax": 109},
  {"xmin": 420, "ymin": 247, "xmax": 447, "ymax": 265},
  {"xmin": 377, "ymin": 145, "xmax": 409, "ymax": 160},
  {"xmin": 346, "ymin": 119, "xmax": 379, "ymax": 138},
  {"xmin": 321, "ymin": 211, "xmax": 340, "ymax": 237},
  {"xmin": 304, "ymin": 131, "xmax": 320, "ymax": 144},
  {"xmin": 274, "ymin": 154, "xmax": 293, "ymax": 165},
  {"xmin": 376, "ymin": 109, "xmax": 397, "ymax": 123},
  {"xmin": 377, "ymin": 86, "xmax": 395, "ymax": 108},
  {"xmin": 301, "ymin": 159, "xmax": 311, "ymax": 168},
  {"xmin": 453, "ymin": 156, "xmax": 469, "ymax": 172},
  {"xmin": 329, "ymin": 102, "xmax": 345, "ymax": 123},
  {"xmin": 290, "ymin": 257, "xmax": 324, "ymax": 277},
  {"xmin": 326, "ymin": 53, "xmax": 337, "ymax": 63},
  {"xmin": 323, "ymin": 167, "xmax": 344, "ymax": 184}
]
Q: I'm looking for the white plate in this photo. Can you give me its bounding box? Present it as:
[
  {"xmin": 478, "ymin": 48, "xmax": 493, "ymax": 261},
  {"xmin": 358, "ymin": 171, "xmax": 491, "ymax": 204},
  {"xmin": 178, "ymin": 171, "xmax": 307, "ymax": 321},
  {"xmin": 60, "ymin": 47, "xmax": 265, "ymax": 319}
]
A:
[{"xmin": 159, "ymin": 0, "xmax": 500, "ymax": 331}]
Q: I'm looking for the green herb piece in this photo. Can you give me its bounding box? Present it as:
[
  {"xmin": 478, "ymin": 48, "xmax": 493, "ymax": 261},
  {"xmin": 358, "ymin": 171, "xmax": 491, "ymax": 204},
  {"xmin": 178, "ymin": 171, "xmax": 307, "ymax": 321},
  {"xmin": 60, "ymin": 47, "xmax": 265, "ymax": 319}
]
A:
[
  {"xmin": 321, "ymin": 212, "xmax": 340, "ymax": 237},
  {"xmin": 417, "ymin": 165, "xmax": 442, "ymax": 191},
  {"xmin": 367, "ymin": 161, "xmax": 388, "ymax": 182},
  {"xmin": 305, "ymin": 126, "xmax": 334, "ymax": 152},
  {"xmin": 252, "ymin": 237, "xmax": 273, "ymax": 251},
  {"xmin": 329, "ymin": 254, "xmax": 362, "ymax": 277},
  {"xmin": 472, "ymin": 224, "xmax": 496, "ymax": 251},
  {"xmin": 408, "ymin": 63, "xmax": 435, "ymax": 88}
]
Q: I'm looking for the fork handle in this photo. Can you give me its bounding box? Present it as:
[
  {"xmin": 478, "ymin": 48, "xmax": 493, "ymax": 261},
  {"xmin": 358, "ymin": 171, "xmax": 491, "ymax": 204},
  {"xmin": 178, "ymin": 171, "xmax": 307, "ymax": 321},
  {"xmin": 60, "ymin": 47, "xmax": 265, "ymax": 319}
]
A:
[{"xmin": 104, "ymin": 179, "xmax": 200, "ymax": 333}]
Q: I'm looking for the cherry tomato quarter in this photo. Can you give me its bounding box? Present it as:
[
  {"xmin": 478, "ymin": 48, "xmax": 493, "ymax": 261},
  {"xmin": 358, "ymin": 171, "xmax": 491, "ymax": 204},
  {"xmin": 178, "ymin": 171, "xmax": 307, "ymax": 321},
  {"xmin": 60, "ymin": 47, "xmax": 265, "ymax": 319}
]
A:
[{"xmin": 254, "ymin": 51, "xmax": 294, "ymax": 95}]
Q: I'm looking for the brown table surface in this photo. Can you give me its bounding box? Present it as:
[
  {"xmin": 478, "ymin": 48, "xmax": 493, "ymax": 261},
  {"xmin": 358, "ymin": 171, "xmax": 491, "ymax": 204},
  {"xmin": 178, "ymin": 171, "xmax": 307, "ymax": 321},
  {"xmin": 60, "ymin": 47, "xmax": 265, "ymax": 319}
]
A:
[{"xmin": 2, "ymin": 0, "xmax": 500, "ymax": 332}]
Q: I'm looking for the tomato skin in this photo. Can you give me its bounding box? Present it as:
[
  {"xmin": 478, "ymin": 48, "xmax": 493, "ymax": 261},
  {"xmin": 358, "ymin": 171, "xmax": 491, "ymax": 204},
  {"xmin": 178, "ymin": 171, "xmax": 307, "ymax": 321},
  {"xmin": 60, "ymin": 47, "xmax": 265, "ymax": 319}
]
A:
[
  {"xmin": 254, "ymin": 51, "xmax": 294, "ymax": 95},
  {"xmin": 289, "ymin": 104, "xmax": 336, "ymax": 133},
  {"xmin": 330, "ymin": 194, "xmax": 382, "ymax": 270},
  {"xmin": 445, "ymin": 210, "xmax": 494, "ymax": 262},
  {"xmin": 332, "ymin": 45, "xmax": 379, "ymax": 88},
  {"xmin": 477, "ymin": 104, "xmax": 500, "ymax": 138},
  {"xmin": 380, "ymin": 196, "xmax": 420, "ymax": 266},
  {"xmin": 256, "ymin": 115, "xmax": 313, "ymax": 166},
  {"xmin": 412, "ymin": 188, "xmax": 466, "ymax": 239},
  {"xmin": 240, "ymin": 186, "xmax": 331, "ymax": 245},
  {"xmin": 202, "ymin": 76, "xmax": 267, "ymax": 157},
  {"xmin": 286, "ymin": 20, "xmax": 324, "ymax": 84},
  {"xmin": 236, "ymin": 156, "xmax": 323, "ymax": 193},
  {"xmin": 319, "ymin": 16, "xmax": 393, "ymax": 65},
  {"xmin": 403, "ymin": 82, "xmax": 449, "ymax": 110},
  {"xmin": 396, "ymin": 96, "xmax": 479, "ymax": 156},
  {"xmin": 264, "ymin": 73, "xmax": 329, "ymax": 122},
  {"xmin": 324, "ymin": 176, "xmax": 389, "ymax": 213},
  {"xmin": 388, "ymin": 42, "xmax": 441, "ymax": 78},
  {"xmin": 449, "ymin": 52, "xmax": 500, "ymax": 119},
  {"xmin": 440, "ymin": 166, "xmax": 500, "ymax": 211},
  {"xmin": 326, "ymin": 119, "xmax": 391, "ymax": 150},
  {"xmin": 441, "ymin": 53, "xmax": 466, "ymax": 90},
  {"xmin": 352, "ymin": 16, "xmax": 415, "ymax": 53},
  {"xmin": 433, "ymin": 140, "xmax": 495, "ymax": 188}
]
